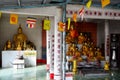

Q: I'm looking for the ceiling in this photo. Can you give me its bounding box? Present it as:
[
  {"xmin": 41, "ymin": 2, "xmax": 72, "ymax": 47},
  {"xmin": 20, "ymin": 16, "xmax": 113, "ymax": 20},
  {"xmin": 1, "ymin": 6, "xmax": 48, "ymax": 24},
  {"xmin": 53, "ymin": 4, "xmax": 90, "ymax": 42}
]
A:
[
  {"xmin": 70, "ymin": 0, "xmax": 120, "ymax": 8},
  {"xmin": 0, "ymin": 0, "xmax": 120, "ymax": 10}
]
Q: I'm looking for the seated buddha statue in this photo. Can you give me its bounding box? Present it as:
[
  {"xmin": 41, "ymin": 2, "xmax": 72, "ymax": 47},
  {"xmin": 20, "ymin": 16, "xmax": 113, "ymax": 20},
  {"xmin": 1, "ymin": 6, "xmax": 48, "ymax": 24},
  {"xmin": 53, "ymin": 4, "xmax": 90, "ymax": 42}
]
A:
[
  {"xmin": 65, "ymin": 32, "xmax": 73, "ymax": 44},
  {"xmin": 87, "ymin": 47, "xmax": 95, "ymax": 62},
  {"xmin": 95, "ymin": 48, "xmax": 104, "ymax": 60},
  {"xmin": 16, "ymin": 41, "xmax": 22, "ymax": 50},
  {"xmin": 13, "ymin": 25, "xmax": 27, "ymax": 50},
  {"xmin": 3, "ymin": 40, "xmax": 12, "ymax": 50},
  {"xmin": 81, "ymin": 42, "xmax": 89, "ymax": 56},
  {"xmin": 78, "ymin": 33, "xmax": 85, "ymax": 44}
]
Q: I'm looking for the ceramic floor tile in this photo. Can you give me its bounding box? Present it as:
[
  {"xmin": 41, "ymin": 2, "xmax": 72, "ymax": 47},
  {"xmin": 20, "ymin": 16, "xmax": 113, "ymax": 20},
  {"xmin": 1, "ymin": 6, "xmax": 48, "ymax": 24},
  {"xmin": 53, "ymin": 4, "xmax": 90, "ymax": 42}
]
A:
[
  {"xmin": 74, "ymin": 69, "xmax": 120, "ymax": 80},
  {"xmin": 0, "ymin": 65, "xmax": 46, "ymax": 80},
  {"xmin": 1, "ymin": 65, "xmax": 120, "ymax": 80}
]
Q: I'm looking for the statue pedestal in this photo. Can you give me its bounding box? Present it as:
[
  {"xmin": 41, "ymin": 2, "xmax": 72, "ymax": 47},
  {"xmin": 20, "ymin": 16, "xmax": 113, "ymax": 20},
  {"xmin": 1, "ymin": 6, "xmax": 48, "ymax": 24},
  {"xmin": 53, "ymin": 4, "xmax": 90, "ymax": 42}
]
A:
[{"xmin": 2, "ymin": 50, "xmax": 37, "ymax": 68}]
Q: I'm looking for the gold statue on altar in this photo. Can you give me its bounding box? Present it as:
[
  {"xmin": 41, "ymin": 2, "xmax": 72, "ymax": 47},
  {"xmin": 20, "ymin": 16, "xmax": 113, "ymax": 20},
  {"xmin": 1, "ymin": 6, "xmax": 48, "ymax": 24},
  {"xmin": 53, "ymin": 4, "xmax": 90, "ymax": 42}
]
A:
[
  {"xmin": 95, "ymin": 47, "xmax": 104, "ymax": 60},
  {"xmin": 87, "ymin": 47, "xmax": 95, "ymax": 62},
  {"xmin": 78, "ymin": 33, "xmax": 85, "ymax": 44},
  {"xmin": 104, "ymin": 61, "xmax": 110, "ymax": 71},
  {"xmin": 3, "ymin": 24, "xmax": 36, "ymax": 51},
  {"xmin": 65, "ymin": 32, "xmax": 73, "ymax": 44},
  {"xmin": 81, "ymin": 42, "xmax": 89, "ymax": 56},
  {"xmin": 13, "ymin": 24, "xmax": 27, "ymax": 50},
  {"xmin": 3, "ymin": 40, "xmax": 13, "ymax": 50}
]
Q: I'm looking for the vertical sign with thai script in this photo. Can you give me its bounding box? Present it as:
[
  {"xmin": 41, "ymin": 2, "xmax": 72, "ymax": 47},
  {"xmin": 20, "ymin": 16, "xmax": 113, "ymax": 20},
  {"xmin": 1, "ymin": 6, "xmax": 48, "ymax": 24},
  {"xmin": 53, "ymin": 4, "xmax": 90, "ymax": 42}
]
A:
[
  {"xmin": 54, "ymin": 32, "xmax": 62, "ymax": 80},
  {"xmin": 46, "ymin": 31, "xmax": 51, "ymax": 71},
  {"xmin": 49, "ymin": 34, "xmax": 54, "ymax": 80},
  {"xmin": 50, "ymin": 34, "xmax": 54, "ymax": 72}
]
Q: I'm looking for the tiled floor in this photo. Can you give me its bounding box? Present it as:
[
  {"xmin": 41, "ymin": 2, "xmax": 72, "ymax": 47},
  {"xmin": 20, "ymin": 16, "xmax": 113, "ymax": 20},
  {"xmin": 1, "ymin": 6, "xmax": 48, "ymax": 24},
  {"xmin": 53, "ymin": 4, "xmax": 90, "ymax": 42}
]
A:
[
  {"xmin": 0, "ymin": 65, "xmax": 120, "ymax": 80},
  {"xmin": 75, "ymin": 69, "xmax": 120, "ymax": 80},
  {"xmin": 0, "ymin": 65, "xmax": 47, "ymax": 80}
]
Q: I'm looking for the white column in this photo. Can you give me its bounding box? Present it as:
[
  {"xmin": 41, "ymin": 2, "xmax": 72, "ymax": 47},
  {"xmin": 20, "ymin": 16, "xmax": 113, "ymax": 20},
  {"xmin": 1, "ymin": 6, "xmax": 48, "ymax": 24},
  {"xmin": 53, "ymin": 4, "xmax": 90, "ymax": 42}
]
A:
[
  {"xmin": 46, "ymin": 30, "xmax": 51, "ymax": 80},
  {"xmin": 45, "ymin": 8, "xmax": 62, "ymax": 80},
  {"xmin": 54, "ymin": 16, "xmax": 62, "ymax": 79},
  {"xmin": 49, "ymin": 17, "xmax": 55, "ymax": 79},
  {"xmin": 104, "ymin": 20, "xmax": 110, "ymax": 61}
]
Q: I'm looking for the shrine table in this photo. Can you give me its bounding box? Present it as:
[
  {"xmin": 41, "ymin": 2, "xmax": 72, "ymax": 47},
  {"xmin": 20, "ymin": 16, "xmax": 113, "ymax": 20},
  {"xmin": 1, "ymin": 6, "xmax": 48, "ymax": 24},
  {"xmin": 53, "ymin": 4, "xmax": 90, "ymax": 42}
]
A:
[{"xmin": 2, "ymin": 50, "xmax": 37, "ymax": 68}]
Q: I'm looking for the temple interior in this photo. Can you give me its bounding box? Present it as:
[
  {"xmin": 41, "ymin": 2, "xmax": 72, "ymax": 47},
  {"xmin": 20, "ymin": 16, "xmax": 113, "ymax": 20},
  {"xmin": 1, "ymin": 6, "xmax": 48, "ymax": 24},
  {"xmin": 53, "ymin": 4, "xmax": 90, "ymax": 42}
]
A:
[{"xmin": 0, "ymin": 2, "xmax": 120, "ymax": 80}]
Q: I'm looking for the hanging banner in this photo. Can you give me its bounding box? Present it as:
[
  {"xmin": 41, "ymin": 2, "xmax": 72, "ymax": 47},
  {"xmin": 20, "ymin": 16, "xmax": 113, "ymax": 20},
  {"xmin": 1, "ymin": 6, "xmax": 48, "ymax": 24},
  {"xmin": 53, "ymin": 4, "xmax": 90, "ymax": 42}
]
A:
[
  {"xmin": 10, "ymin": 14, "xmax": 18, "ymax": 24},
  {"xmin": 79, "ymin": 7, "xmax": 84, "ymax": 21},
  {"xmin": 72, "ymin": 13, "xmax": 77, "ymax": 22},
  {"xmin": 43, "ymin": 19, "xmax": 51, "ymax": 30},
  {"xmin": 26, "ymin": 17, "xmax": 36, "ymax": 28},
  {"xmin": 86, "ymin": 0, "xmax": 92, "ymax": 9},
  {"xmin": 58, "ymin": 22, "xmax": 65, "ymax": 32},
  {"xmin": 67, "ymin": 18, "xmax": 71, "ymax": 30},
  {"xmin": 101, "ymin": 0, "xmax": 110, "ymax": 8},
  {"xmin": 79, "ymin": 7, "xmax": 84, "ymax": 16},
  {"xmin": 0, "ymin": 11, "xmax": 2, "ymax": 18}
]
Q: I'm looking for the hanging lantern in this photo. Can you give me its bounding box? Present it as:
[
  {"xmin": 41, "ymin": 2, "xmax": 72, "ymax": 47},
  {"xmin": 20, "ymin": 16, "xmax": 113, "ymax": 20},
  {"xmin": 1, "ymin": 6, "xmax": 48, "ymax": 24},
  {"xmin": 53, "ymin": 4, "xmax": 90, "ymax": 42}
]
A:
[{"xmin": 58, "ymin": 22, "xmax": 65, "ymax": 32}]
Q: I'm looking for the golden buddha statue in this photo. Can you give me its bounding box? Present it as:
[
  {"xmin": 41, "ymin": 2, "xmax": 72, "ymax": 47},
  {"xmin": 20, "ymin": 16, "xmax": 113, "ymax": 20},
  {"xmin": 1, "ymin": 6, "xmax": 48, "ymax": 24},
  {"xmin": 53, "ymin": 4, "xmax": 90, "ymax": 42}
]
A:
[
  {"xmin": 75, "ymin": 47, "xmax": 81, "ymax": 57},
  {"xmin": 66, "ymin": 44, "xmax": 72, "ymax": 56},
  {"xmin": 13, "ymin": 25, "xmax": 27, "ymax": 50},
  {"xmin": 90, "ymin": 42, "xmax": 95, "ymax": 49},
  {"xmin": 87, "ymin": 47, "xmax": 95, "ymax": 62},
  {"xmin": 88, "ymin": 48, "xmax": 94, "ymax": 58},
  {"xmin": 16, "ymin": 42, "xmax": 22, "ymax": 50},
  {"xmin": 65, "ymin": 32, "xmax": 73, "ymax": 44},
  {"xmin": 95, "ymin": 48, "xmax": 104, "ymax": 60},
  {"xmin": 78, "ymin": 33, "xmax": 85, "ymax": 44},
  {"xmin": 104, "ymin": 61, "xmax": 110, "ymax": 71},
  {"xmin": 3, "ymin": 40, "xmax": 12, "ymax": 50},
  {"xmin": 81, "ymin": 42, "xmax": 89, "ymax": 56}
]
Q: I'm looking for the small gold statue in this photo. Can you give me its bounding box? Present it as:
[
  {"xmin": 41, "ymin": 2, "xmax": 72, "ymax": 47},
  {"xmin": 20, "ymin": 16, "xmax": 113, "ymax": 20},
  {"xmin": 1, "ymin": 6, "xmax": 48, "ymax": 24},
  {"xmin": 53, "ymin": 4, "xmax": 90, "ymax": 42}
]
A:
[
  {"xmin": 88, "ymin": 48, "xmax": 94, "ymax": 57},
  {"xmin": 95, "ymin": 48, "xmax": 104, "ymax": 60},
  {"xmin": 65, "ymin": 32, "xmax": 73, "ymax": 44},
  {"xmin": 4, "ymin": 40, "xmax": 12, "ymax": 50},
  {"xmin": 78, "ymin": 33, "xmax": 85, "ymax": 44},
  {"xmin": 81, "ymin": 42, "xmax": 88, "ymax": 56},
  {"xmin": 67, "ymin": 43, "xmax": 76, "ymax": 56},
  {"xmin": 88, "ymin": 47, "xmax": 95, "ymax": 62},
  {"xmin": 104, "ymin": 61, "xmax": 110, "ymax": 71},
  {"xmin": 16, "ymin": 42, "xmax": 22, "ymax": 50},
  {"xmin": 75, "ymin": 48, "xmax": 81, "ymax": 57}
]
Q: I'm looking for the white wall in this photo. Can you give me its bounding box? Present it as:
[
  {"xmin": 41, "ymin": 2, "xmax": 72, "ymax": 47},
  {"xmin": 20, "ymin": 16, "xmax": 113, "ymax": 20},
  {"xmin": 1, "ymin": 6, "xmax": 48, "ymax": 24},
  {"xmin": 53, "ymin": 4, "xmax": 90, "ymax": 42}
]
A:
[
  {"xmin": 96, "ymin": 19, "xmax": 120, "ymax": 49},
  {"xmin": 97, "ymin": 20, "xmax": 105, "ymax": 47}
]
